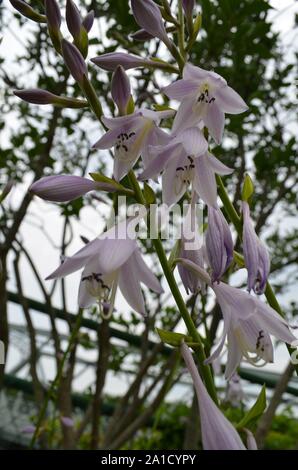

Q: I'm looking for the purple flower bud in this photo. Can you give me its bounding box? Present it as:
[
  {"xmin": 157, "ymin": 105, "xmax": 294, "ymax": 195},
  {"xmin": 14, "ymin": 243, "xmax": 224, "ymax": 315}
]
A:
[
  {"xmin": 14, "ymin": 88, "xmax": 89, "ymax": 108},
  {"xmin": 14, "ymin": 88, "xmax": 56, "ymax": 105},
  {"xmin": 30, "ymin": 175, "xmax": 115, "ymax": 202},
  {"xmin": 178, "ymin": 241, "xmax": 205, "ymax": 295},
  {"xmin": 242, "ymin": 201, "xmax": 270, "ymax": 295},
  {"xmin": 111, "ymin": 66, "xmax": 131, "ymax": 115},
  {"xmin": 9, "ymin": 0, "xmax": 47, "ymax": 23},
  {"xmin": 82, "ymin": 10, "xmax": 94, "ymax": 32},
  {"xmin": 62, "ymin": 39, "xmax": 87, "ymax": 82},
  {"xmin": 206, "ymin": 206, "xmax": 234, "ymax": 283},
  {"xmin": 91, "ymin": 52, "xmax": 149, "ymax": 71},
  {"xmin": 44, "ymin": 0, "xmax": 61, "ymax": 30},
  {"xmin": 60, "ymin": 416, "xmax": 74, "ymax": 428},
  {"xmin": 66, "ymin": 0, "xmax": 82, "ymax": 39},
  {"xmin": 22, "ymin": 425, "xmax": 36, "ymax": 434},
  {"xmin": 130, "ymin": 29, "xmax": 154, "ymax": 41},
  {"xmin": 182, "ymin": 0, "xmax": 195, "ymax": 18},
  {"xmin": 131, "ymin": 0, "xmax": 168, "ymax": 42}
]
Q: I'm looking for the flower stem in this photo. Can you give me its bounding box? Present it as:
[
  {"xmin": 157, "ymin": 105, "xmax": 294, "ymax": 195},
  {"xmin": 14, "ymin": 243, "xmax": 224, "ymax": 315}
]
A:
[
  {"xmin": 30, "ymin": 309, "xmax": 84, "ymax": 447},
  {"xmin": 128, "ymin": 171, "xmax": 218, "ymax": 404}
]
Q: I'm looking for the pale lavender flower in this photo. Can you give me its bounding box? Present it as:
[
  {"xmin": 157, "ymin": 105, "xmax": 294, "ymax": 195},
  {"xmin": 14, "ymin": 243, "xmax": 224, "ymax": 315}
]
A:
[
  {"xmin": 242, "ymin": 201, "xmax": 270, "ymax": 295},
  {"xmin": 91, "ymin": 52, "xmax": 151, "ymax": 71},
  {"xmin": 206, "ymin": 205, "xmax": 234, "ymax": 282},
  {"xmin": 62, "ymin": 39, "xmax": 87, "ymax": 83},
  {"xmin": 111, "ymin": 66, "xmax": 131, "ymax": 115},
  {"xmin": 140, "ymin": 130, "xmax": 232, "ymax": 206},
  {"xmin": 30, "ymin": 175, "xmax": 116, "ymax": 202},
  {"xmin": 178, "ymin": 260, "xmax": 296, "ymax": 379},
  {"xmin": 164, "ymin": 63, "xmax": 248, "ymax": 143},
  {"xmin": 45, "ymin": 0, "xmax": 61, "ymax": 30},
  {"xmin": 82, "ymin": 10, "xmax": 94, "ymax": 32},
  {"xmin": 181, "ymin": 342, "xmax": 246, "ymax": 450},
  {"xmin": 131, "ymin": 0, "xmax": 168, "ymax": 43},
  {"xmin": 61, "ymin": 416, "xmax": 74, "ymax": 428},
  {"xmin": 66, "ymin": 0, "xmax": 82, "ymax": 39},
  {"xmin": 93, "ymin": 109, "xmax": 173, "ymax": 181},
  {"xmin": 46, "ymin": 219, "xmax": 163, "ymax": 315}
]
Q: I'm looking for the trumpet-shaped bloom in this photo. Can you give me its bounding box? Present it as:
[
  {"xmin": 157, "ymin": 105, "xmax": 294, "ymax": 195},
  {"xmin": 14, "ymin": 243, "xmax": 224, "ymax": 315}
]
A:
[
  {"xmin": 164, "ymin": 63, "xmax": 248, "ymax": 143},
  {"xmin": 178, "ymin": 260, "xmax": 296, "ymax": 379},
  {"xmin": 46, "ymin": 219, "xmax": 163, "ymax": 315},
  {"xmin": 93, "ymin": 109, "xmax": 173, "ymax": 181},
  {"xmin": 206, "ymin": 205, "xmax": 234, "ymax": 282},
  {"xmin": 181, "ymin": 342, "xmax": 246, "ymax": 450},
  {"xmin": 139, "ymin": 128, "xmax": 232, "ymax": 206},
  {"xmin": 30, "ymin": 175, "xmax": 116, "ymax": 202},
  {"xmin": 242, "ymin": 201, "xmax": 270, "ymax": 295}
]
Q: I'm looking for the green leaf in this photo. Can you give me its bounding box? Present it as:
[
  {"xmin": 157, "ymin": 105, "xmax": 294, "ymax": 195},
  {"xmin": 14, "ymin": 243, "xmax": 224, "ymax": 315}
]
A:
[
  {"xmin": 242, "ymin": 174, "xmax": 254, "ymax": 202},
  {"xmin": 168, "ymin": 239, "xmax": 181, "ymax": 271},
  {"xmin": 156, "ymin": 328, "xmax": 193, "ymax": 347},
  {"xmin": 143, "ymin": 182, "xmax": 156, "ymax": 204},
  {"xmin": 126, "ymin": 96, "xmax": 135, "ymax": 115},
  {"xmin": 233, "ymin": 250, "xmax": 245, "ymax": 267},
  {"xmin": 237, "ymin": 384, "xmax": 266, "ymax": 429}
]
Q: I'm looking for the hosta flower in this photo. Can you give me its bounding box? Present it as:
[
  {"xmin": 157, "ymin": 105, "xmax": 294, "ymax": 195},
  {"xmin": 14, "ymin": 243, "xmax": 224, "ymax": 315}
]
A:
[
  {"xmin": 30, "ymin": 175, "xmax": 116, "ymax": 202},
  {"xmin": 178, "ymin": 199, "xmax": 206, "ymax": 294},
  {"xmin": 111, "ymin": 65, "xmax": 131, "ymax": 115},
  {"xmin": 93, "ymin": 109, "xmax": 173, "ymax": 181},
  {"xmin": 242, "ymin": 201, "xmax": 270, "ymax": 295},
  {"xmin": 206, "ymin": 205, "xmax": 234, "ymax": 282},
  {"xmin": 181, "ymin": 342, "xmax": 246, "ymax": 450},
  {"xmin": 178, "ymin": 260, "xmax": 296, "ymax": 379},
  {"xmin": 164, "ymin": 63, "xmax": 248, "ymax": 143},
  {"xmin": 139, "ymin": 128, "xmax": 232, "ymax": 206},
  {"xmin": 46, "ymin": 219, "xmax": 163, "ymax": 315}
]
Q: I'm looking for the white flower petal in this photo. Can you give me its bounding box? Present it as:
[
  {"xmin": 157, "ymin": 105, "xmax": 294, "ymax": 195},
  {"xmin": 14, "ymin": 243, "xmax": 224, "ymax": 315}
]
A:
[
  {"xmin": 204, "ymin": 102, "xmax": 225, "ymax": 144},
  {"xmin": 216, "ymin": 85, "xmax": 248, "ymax": 114}
]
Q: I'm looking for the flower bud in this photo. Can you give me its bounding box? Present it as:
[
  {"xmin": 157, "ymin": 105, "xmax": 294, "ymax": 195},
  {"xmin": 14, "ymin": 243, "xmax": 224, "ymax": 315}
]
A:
[
  {"xmin": 62, "ymin": 39, "xmax": 88, "ymax": 83},
  {"xmin": 91, "ymin": 52, "xmax": 149, "ymax": 71},
  {"xmin": 66, "ymin": 0, "xmax": 82, "ymax": 39},
  {"xmin": 82, "ymin": 10, "xmax": 94, "ymax": 32},
  {"xmin": 9, "ymin": 0, "xmax": 46, "ymax": 23},
  {"xmin": 131, "ymin": 0, "xmax": 168, "ymax": 42},
  {"xmin": 182, "ymin": 0, "xmax": 195, "ymax": 19},
  {"xmin": 30, "ymin": 175, "xmax": 115, "ymax": 202},
  {"xmin": 14, "ymin": 88, "xmax": 89, "ymax": 108},
  {"xmin": 111, "ymin": 66, "xmax": 131, "ymax": 115},
  {"xmin": 130, "ymin": 29, "xmax": 154, "ymax": 41},
  {"xmin": 45, "ymin": 0, "xmax": 62, "ymax": 52},
  {"xmin": 44, "ymin": 0, "xmax": 61, "ymax": 30},
  {"xmin": 206, "ymin": 206, "xmax": 234, "ymax": 282}
]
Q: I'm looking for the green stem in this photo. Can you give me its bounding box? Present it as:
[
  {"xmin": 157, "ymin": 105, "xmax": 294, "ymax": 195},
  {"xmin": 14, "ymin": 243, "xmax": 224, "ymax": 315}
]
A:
[
  {"xmin": 128, "ymin": 171, "xmax": 218, "ymax": 404},
  {"xmin": 81, "ymin": 75, "xmax": 103, "ymax": 123},
  {"xmin": 30, "ymin": 309, "xmax": 84, "ymax": 448},
  {"xmin": 177, "ymin": 0, "xmax": 186, "ymax": 59}
]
